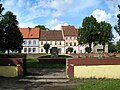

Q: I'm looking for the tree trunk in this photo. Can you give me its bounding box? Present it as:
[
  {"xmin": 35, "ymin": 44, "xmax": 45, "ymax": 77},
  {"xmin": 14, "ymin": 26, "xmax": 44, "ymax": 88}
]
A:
[
  {"xmin": 103, "ymin": 44, "xmax": 105, "ymax": 52},
  {"xmin": 7, "ymin": 49, "xmax": 9, "ymax": 54},
  {"xmin": 89, "ymin": 43, "xmax": 92, "ymax": 53}
]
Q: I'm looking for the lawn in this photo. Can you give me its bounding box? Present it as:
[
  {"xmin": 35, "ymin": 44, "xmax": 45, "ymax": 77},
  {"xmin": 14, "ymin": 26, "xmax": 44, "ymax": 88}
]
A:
[
  {"xmin": 74, "ymin": 78, "xmax": 120, "ymax": 90},
  {"xmin": 26, "ymin": 58, "xmax": 66, "ymax": 68}
]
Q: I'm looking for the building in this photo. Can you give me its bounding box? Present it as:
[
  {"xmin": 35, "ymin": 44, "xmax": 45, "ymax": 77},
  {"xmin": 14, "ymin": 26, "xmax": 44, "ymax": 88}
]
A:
[
  {"xmin": 39, "ymin": 30, "xmax": 65, "ymax": 54},
  {"xmin": 62, "ymin": 26, "xmax": 79, "ymax": 53},
  {"xmin": 20, "ymin": 27, "xmax": 40, "ymax": 53}
]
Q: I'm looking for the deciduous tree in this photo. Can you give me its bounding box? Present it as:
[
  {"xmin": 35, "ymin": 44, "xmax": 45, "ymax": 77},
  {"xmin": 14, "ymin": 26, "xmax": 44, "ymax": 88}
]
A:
[
  {"xmin": 78, "ymin": 16, "xmax": 98, "ymax": 52},
  {"xmin": 98, "ymin": 21, "xmax": 113, "ymax": 52},
  {"xmin": 67, "ymin": 47, "xmax": 73, "ymax": 54},
  {"xmin": 43, "ymin": 43, "xmax": 50, "ymax": 54},
  {"xmin": 0, "ymin": 11, "xmax": 23, "ymax": 53},
  {"xmin": 115, "ymin": 5, "xmax": 120, "ymax": 35},
  {"xmin": 35, "ymin": 25, "xmax": 48, "ymax": 30}
]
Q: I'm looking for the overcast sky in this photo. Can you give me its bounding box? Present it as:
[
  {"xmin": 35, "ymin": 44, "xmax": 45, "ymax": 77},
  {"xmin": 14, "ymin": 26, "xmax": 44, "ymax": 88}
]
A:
[{"xmin": 0, "ymin": 0, "xmax": 120, "ymax": 42}]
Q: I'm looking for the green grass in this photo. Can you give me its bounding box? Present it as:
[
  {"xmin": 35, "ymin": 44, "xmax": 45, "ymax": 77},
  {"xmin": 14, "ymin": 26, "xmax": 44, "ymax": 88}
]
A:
[
  {"xmin": 27, "ymin": 62, "xmax": 65, "ymax": 68},
  {"xmin": 74, "ymin": 78, "xmax": 120, "ymax": 90},
  {"xmin": 26, "ymin": 58, "xmax": 39, "ymax": 62},
  {"xmin": 39, "ymin": 55, "xmax": 71, "ymax": 59}
]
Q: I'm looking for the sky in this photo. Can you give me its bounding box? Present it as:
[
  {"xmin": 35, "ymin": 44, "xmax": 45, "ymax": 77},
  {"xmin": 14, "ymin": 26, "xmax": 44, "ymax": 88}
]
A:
[{"xmin": 0, "ymin": 0, "xmax": 120, "ymax": 42}]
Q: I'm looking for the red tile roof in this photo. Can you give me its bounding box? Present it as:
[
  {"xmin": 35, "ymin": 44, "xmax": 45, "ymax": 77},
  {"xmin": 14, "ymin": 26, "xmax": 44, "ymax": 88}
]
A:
[
  {"xmin": 62, "ymin": 26, "xmax": 78, "ymax": 36},
  {"xmin": 40, "ymin": 30, "xmax": 64, "ymax": 41},
  {"xmin": 20, "ymin": 28, "xmax": 40, "ymax": 39}
]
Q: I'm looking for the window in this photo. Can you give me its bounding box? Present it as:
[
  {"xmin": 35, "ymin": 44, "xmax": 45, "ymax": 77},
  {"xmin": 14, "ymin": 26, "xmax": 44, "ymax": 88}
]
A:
[
  {"xmin": 24, "ymin": 41, "xmax": 27, "ymax": 45},
  {"xmin": 33, "ymin": 48, "xmax": 36, "ymax": 52},
  {"xmin": 59, "ymin": 41, "xmax": 61, "ymax": 45},
  {"xmin": 33, "ymin": 40, "xmax": 36, "ymax": 45},
  {"xmin": 28, "ymin": 40, "xmax": 31, "ymax": 45},
  {"xmin": 50, "ymin": 41, "xmax": 52, "ymax": 45},
  {"xmin": 28, "ymin": 48, "xmax": 31, "ymax": 52},
  {"xmin": 70, "ymin": 42, "xmax": 72, "ymax": 46},
  {"xmin": 66, "ymin": 42, "xmax": 68, "ymax": 46},
  {"xmin": 41, "ymin": 41, "xmax": 43, "ymax": 45},
  {"xmin": 55, "ymin": 41, "xmax": 57, "ymax": 45},
  {"xmin": 41, "ymin": 48, "xmax": 43, "ymax": 52},
  {"xmin": 66, "ymin": 37, "xmax": 68, "ymax": 40},
  {"xmin": 24, "ymin": 48, "xmax": 27, "ymax": 52},
  {"xmin": 74, "ymin": 37, "xmax": 77, "ymax": 40},
  {"xmin": 70, "ymin": 37, "xmax": 72, "ymax": 40},
  {"xmin": 74, "ymin": 42, "xmax": 76, "ymax": 46}
]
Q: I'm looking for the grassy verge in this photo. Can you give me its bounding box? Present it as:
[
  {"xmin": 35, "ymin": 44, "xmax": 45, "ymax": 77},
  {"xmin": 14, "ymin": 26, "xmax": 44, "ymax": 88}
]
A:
[
  {"xmin": 26, "ymin": 58, "xmax": 65, "ymax": 68},
  {"xmin": 74, "ymin": 78, "xmax": 120, "ymax": 90}
]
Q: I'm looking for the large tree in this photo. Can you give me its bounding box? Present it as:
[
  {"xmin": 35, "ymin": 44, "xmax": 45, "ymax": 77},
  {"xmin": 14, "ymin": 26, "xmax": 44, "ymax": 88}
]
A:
[
  {"xmin": 0, "ymin": 4, "xmax": 4, "ymax": 51},
  {"xmin": 35, "ymin": 25, "xmax": 48, "ymax": 30},
  {"xmin": 78, "ymin": 15, "xmax": 98, "ymax": 52},
  {"xmin": 115, "ymin": 40, "xmax": 120, "ymax": 52},
  {"xmin": 98, "ymin": 21, "xmax": 113, "ymax": 52},
  {"xmin": 115, "ymin": 5, "xmax": 120, "ymax": 35},
  {"xmin": 0, "ymin": 11, "xmax": 23, "ymax": 53},
  {"xmin": 43, "ymin": 43, "xmax": 50, "ymax": 54}
]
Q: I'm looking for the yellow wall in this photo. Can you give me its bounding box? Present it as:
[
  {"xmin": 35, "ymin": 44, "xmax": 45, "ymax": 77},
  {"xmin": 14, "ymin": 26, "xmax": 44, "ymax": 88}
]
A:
[
  {"xmin": 0, "ymin": 66, "xmax": 18, "ymax": 77},
  {"xmin": 74, "ymin": 65, "xmax": 120, "ymax": 79}
]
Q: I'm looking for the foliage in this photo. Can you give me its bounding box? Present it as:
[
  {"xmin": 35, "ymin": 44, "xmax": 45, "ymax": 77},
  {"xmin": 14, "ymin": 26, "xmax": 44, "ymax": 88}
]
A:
[
  {"xmin": 108, "ymin": 42, "xmax": 116, "ymax": 53},
  {"xmin": 98, "ymin": 21, "xmax": 113, "ymax": 52},
  {"xmin": 67, "ymin": 47, "xmax": 73, "ymax": 54},
  {"xmin": 43, "ymin": 43, "xmax": 50, "ymax": 53},
  {"xmin": 115, "ymin": 5, "xmax": 120, "ymax": 35},
  {"xmin": 35, "ymin": 25, "xmax": 48, "ymax": 30},
  {"xmin": 115, "ymin": 40, "xmax": 120, "ymax": 52},
  {"xmin": 85, "ymin": 47, "xmax": 91, "ymax": 53},
  {"xmin": 78, "ymin": 16, "xmax": 98, "ymax": 52},
  {"xmin": 0, "ymin": 11, "xmax": 23, "ymax": 53},
  {"xmin": 75, "ymin": 79, "xmax": 120, "ymax": 90}
]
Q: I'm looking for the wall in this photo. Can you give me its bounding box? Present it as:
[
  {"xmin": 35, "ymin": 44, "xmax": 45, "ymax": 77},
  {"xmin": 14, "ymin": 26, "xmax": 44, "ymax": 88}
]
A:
[
  {"xmin": 0, "ymin": 66, "xmax": 18, "ymax": 77},
  {"xmin": 74, "ymin": 65, "xmax": 120, "ymax": 79},
  {"xmin": 67, "ymin": 58, "xmax": 120, "ymax": 78},
  {"xmin": 0, "ymin": 58, "xmax": 23, "ymax": 77}
]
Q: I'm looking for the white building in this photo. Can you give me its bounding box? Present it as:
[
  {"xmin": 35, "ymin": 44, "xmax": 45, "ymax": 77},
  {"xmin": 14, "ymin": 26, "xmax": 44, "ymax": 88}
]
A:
[
  {"xmin": 39, "ymin": 30, "xmax": 65, "ymax": 54},
  {"xmin": 20, "ymin": 27, "xmax": 40, "ymax": 53}
]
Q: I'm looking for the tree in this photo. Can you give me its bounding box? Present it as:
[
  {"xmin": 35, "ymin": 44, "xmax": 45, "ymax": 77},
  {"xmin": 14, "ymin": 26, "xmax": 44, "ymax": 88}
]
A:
[
  {"xmin": 85, "ymin": 47, "xmax": 91, "ymax": 53},
  {"xmin": 78, "ymin": 16, "xmax": 98, "ymax": 52},
  {"xmin": 0, "ymin": 4, "xmax": 4, "ymax": 52},
  {"xmin": 0, "ymin": 11, "xmax": 23, "ymax": 53},
  {"xmin": 67, "ymin": 47, "xmax": 73, "ymax": 54},
  {"xmin": 108, "ymin": 42, "xmax": 116, "ymax": 53},
  {"xmin": 0, "ymin": 4, "xmax": 4, "ymax": 16},
  {"xmin": 115, "ymin": 5, "xmax": 120, "ymax": 35},
  {"xmin": 35, "ymin": 25, "xmax": 48, "ymax": 30},
  {"xmin": 98, "ymin": 21, "xmax": 113, "ymax": 52},
  {"xmin": 43, "ymin": 43, "xmax": 50, "ymax": 53},
  {"xmin": 115, "ymin": 40, "xmax": 120, "ymax": 52}
]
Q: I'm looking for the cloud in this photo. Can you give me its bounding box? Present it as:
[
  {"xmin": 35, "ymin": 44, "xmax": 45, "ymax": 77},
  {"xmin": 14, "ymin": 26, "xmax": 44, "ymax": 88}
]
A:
[
  {"xmin": 91, "ymin": 9, "xmax": 112, "ymax": 22},
  {"xmin": 50, "ymin": 23, "xmax": 68, "ymax": 30}
]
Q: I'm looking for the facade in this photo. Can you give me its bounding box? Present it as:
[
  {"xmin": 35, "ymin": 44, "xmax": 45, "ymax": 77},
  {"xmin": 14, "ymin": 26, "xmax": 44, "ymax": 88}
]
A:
[
  {"xmin": 39, "ymin": 30, "xmax": 65, "ymax": 54},
  {"xmin": 20, "ymin": 27, "xmax": 40, "ymax": 53},
  {"xmin": 19, "ymin": 26, "xmax": 108, "ymax": 54},
  {"xmin": 62, "ymin": 26, "xmax": 79, "ymax": 53}
]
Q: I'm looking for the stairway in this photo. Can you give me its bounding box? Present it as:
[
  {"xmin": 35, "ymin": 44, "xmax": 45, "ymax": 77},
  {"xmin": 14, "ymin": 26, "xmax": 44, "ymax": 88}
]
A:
[{"xmin": 19, "ymin": 75, "xmax": 69, "ymax": 83}]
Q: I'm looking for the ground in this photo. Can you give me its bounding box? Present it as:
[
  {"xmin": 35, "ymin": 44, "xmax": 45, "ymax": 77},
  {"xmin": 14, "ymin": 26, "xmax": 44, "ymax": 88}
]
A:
[{"xmin": 0, "ymin": 68, "xmax": 79, "ymax": 90}]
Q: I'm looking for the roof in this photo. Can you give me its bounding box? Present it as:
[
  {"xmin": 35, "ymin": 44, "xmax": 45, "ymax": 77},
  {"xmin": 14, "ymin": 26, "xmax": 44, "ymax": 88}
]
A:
[
  {"xmin": 40, "ymin": 30, "xmax": 64, "ymax": 41},
  {"xmin": 20, "ymin": 28, "xmax": 40, "ymax": 39},
  {"xmin": 62, "ymin": 26, "xmax": 78, "ymax": 36}
]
